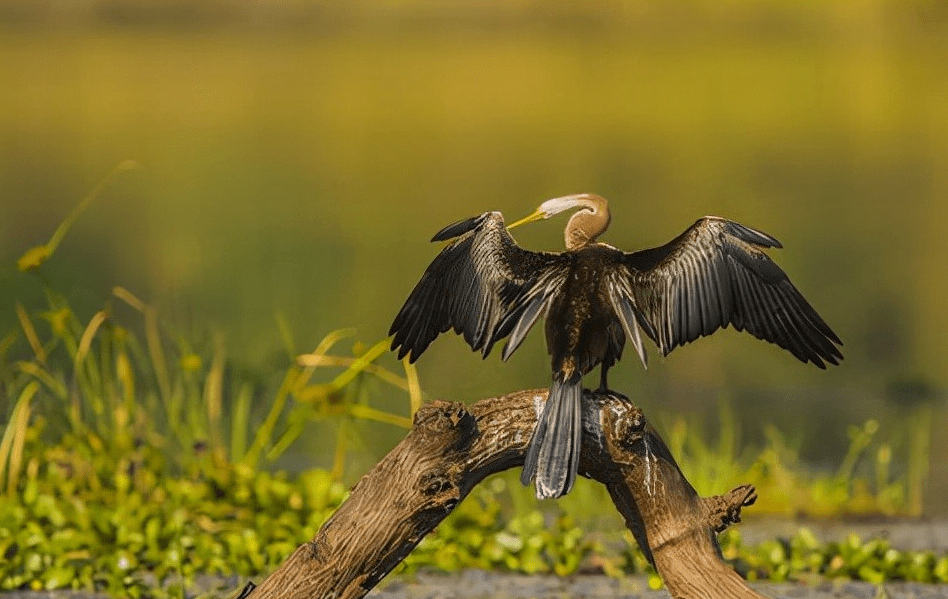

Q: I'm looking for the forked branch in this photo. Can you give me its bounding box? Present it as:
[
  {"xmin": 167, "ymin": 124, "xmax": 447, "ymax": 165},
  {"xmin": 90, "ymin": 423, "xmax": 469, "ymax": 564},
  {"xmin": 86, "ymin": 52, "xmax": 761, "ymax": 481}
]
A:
[{"xmin": 240, "ymin": 389, "xmax": 765, "ymax": 599}]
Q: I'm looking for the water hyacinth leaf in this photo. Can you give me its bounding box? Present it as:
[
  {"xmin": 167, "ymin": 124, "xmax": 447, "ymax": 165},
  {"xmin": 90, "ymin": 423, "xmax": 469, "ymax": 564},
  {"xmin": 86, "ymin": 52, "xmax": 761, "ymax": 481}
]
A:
[
  {"xmin": 935, "ymin": 556, "xmax": 948, "ymax": 581},
  {"xmin": 857, "ymin": 565, "xmax": 885, "ymax": 584},
  {"xmin": 24, "ymin": 552, "xmax": 43, "ymax": 572},
  {"xmin": 43, "ymin": 566, "xmax": 77, "ymax": 590}
]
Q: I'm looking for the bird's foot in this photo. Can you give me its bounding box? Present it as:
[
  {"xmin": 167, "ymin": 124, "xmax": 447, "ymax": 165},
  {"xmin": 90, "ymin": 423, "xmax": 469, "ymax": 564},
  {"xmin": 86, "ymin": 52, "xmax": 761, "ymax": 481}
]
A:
[{"xmin": 596, "ymin": 375, "xmax": 610, "ymax": 394}]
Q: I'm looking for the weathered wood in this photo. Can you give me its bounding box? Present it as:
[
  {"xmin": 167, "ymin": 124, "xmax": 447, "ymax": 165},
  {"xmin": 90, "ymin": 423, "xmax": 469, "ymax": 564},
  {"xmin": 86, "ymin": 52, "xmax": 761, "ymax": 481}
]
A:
[
  {"xmin": 583, "ymin": 393, "xmax": 766, "ymax": 599},
  {"xmin": 241, "ymin": 390, "xmax": 764, "ymax": 599}
]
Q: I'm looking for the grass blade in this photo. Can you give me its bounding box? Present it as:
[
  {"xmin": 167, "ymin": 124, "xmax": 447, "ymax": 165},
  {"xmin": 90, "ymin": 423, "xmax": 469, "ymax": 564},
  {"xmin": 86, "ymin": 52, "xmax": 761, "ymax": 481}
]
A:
[
  {"xmin": 16, "ymin": 361, "xmax": 68, "ymax": 399},
  {"xmin": 345, "ymin": 404, "xmax": 412, "ymax": 429},
  {"xmin": 145, "ymin": 307, "xmax": 172, "ymax": 406},
  {"xmin": 74, "ymin": 310, "xmax": 109, "ymax": 371},
  {"xmin": 204, "ymin": 336, "xmax": 225, "ymax": 448},
  {"xmin": 15, "ymin": 302, "xmax": 46, "ymax": 364},
  {"xmin": 275, "ymin": 312, "xmax": 296, "ymax": 358},
  {"xmin": 328, "ymin": 338, "xmax": 390, "ymax": 391},
  {"xmin": 18, "ymin": 160, "xmax": 138, "ymax": 272},
  {"xmin": 113, "ymin": 287, "xmax": 172, "ymax": 405},
  {"xmin": 313, "ymin": 328, "xmax": 356, "ymax": 357},
  {"xmin": 242, "ymin": 369, "xmax": 297, "ymax": 468},
  {"xmin": 230, "ymin": 383, "xmax": 253, "ymax": 463},
  {"xmin": 403, "ymin": 358, "xmax": 422, "ymax": 416},
  {"xmin": 112, "ymin": 286, "xmax": 147, "ymax": 312},
  {"xmin": 0, "ymin": 381, "xmax": 38, "ymax": 495},
  {"xmin": 296, "ymin": 354, "xmax": 410, "ymax": 391}
]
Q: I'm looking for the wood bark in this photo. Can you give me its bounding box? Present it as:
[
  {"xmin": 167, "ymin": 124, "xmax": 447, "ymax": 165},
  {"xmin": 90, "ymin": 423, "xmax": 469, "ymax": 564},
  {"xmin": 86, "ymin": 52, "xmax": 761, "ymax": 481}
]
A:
[{"xmin": 238, "ymin": 389, "xmax": 766, "ymax": 599}]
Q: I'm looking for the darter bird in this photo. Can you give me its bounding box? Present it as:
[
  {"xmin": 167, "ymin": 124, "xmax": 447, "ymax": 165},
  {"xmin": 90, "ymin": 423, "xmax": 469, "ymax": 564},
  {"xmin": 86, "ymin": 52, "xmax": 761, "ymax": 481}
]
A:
[{"xmin": 389, "ymin": 193, "xmax": 842, "ymax": 499}]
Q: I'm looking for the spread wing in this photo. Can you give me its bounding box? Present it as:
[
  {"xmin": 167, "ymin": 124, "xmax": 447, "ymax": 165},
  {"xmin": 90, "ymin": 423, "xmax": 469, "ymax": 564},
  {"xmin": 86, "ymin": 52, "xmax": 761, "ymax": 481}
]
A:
[
  {"xmin": 389, "ymin": 212, "xmax": 569, "ymax": 363},
  {"xmin": 619, "ymin": 216, "xmax": 842, "ymax": 368}
]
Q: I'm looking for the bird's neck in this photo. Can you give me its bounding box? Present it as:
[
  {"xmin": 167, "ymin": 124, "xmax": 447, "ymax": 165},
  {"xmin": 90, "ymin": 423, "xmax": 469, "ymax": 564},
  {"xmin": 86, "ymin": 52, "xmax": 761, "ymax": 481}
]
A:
[{"xmin": 564, "ymin": 200, "xmax": 611, "ymax": 250}]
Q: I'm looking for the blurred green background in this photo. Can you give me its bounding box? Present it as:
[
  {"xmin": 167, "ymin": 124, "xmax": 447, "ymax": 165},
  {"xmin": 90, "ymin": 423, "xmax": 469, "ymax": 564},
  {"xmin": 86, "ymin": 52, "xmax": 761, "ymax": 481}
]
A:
[{"xmin": 1, "ymin": 1, "xmax": 946, "ymax": 509}]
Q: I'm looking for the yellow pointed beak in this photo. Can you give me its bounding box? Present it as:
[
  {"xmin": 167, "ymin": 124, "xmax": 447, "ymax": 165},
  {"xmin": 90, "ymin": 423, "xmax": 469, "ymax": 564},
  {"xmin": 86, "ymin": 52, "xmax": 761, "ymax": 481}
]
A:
[{"xmin": 506, "ymin": 208, "xmax": 546, "ymax": 230}]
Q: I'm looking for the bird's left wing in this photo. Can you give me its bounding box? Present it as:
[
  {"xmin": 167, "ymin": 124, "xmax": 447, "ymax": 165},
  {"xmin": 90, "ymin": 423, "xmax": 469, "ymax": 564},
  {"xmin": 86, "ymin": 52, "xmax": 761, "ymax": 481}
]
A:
[
  {"xmin": 389, "ymin": 212, "xmax": 568, "ymax": 363},
  {"xmin": 612, "ymin": 216, "xmax": 842, "ymax": 368}
]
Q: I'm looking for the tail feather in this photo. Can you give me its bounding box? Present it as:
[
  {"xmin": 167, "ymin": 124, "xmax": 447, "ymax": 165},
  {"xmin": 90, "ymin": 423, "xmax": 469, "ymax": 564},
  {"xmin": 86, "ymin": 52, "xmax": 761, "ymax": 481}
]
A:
[{"xmin": 520, "ymin": 374, "xmax": 583, "ymax": 499}]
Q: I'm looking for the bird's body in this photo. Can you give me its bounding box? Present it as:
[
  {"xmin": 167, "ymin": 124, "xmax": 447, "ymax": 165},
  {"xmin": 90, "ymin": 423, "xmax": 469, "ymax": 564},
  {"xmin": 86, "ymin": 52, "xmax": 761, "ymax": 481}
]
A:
[
  {"xmin": 389, "ymin": 194, "xmax": 842, "ymax": 499},
  {"xmin": 544, "ymin": 244, "xmax": 625, "ymax": 386}
]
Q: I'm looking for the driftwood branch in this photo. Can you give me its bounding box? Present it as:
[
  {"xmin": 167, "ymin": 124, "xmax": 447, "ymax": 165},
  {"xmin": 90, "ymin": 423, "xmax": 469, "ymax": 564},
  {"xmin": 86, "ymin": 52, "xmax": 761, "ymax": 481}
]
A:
[{"xmin": 240, "ymin": 389, "xmax": 765, "ymax": 599}]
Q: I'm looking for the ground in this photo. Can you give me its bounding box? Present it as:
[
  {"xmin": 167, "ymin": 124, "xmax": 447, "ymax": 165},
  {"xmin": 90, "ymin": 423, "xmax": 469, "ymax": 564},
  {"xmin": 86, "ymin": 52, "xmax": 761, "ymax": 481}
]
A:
[{"xmin": 372, "ymin": 571, "xmax": 948, "ymax": 599}]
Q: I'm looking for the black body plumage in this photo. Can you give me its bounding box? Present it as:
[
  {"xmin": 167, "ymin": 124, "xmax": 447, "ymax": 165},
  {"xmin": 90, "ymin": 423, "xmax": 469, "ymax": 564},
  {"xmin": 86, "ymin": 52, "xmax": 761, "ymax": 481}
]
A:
[{"xmin": 389, "ymin": 211, "xmax": 842, "ymax": 499}]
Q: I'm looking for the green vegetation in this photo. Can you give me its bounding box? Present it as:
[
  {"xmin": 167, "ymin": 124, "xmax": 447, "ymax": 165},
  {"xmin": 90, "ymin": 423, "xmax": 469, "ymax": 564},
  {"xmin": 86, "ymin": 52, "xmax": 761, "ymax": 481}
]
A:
[
  {"xmin": 1, "ymin": 175, "xmax": 945, "ymax": 596},
  {"xmin": 665, "ymin": 410, "xmax": 922, "ymax": 518},
  {"xmin": 722, "ymin": 528, "xmax": 948, "ymax": 585},
  {"xmin": 0, "ymin": 281, "xmax": 410, "ymax": 597}
]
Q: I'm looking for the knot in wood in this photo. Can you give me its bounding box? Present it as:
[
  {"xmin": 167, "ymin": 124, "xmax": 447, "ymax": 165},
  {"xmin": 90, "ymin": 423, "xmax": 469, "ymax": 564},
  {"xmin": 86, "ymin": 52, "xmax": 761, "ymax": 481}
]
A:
[
  {"xmin": 416, "ymin": 469, "xmax": 462, "ymax": 518},
  {"xmin": 413, "ymin": 401, "xmax": 475, "ymax": 436},
  {"xmin": 307, "ymin": 536, "xmax": 330, "ymax": 561},
  {"xmin": 419, "ymin": 469, "xmax": 455, "ymax": 497}
]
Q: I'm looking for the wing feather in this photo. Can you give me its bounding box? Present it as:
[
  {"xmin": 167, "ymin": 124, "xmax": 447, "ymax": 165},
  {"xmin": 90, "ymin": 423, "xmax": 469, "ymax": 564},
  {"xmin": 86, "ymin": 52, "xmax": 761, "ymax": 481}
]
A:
[
  {"xmin": 501, "ymin": 293, "xmax": 547, "ymax": 361},
  {"xmin": 623, "ymin": 216, "xmax": 842, "ymax": 368},
  {"xmin": 390, "ymin": 212, "xmax": 568, "ymax": 363}
]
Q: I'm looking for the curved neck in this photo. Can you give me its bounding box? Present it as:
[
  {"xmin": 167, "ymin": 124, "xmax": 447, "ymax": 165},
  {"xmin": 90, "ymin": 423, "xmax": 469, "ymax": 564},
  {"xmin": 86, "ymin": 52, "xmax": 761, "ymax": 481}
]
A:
[{"xmin": 564, "ymin": 194, "xmax": 611, "ymax": 250}]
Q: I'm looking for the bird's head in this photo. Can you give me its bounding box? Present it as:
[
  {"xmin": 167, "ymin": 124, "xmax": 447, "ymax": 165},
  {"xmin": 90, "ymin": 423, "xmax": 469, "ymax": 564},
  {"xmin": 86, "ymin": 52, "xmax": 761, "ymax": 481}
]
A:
[
  {"xmin": 506, "ymin": 193, "xmax": 609, "ymax": 230},
  {"xmin": 507, "ymin": 193, "xmax": 611, "ymax": 250}
]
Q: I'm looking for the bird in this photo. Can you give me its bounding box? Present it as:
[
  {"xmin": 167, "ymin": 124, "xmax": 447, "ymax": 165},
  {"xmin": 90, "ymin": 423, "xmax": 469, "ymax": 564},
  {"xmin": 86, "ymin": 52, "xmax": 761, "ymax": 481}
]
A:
[{"xmin": 388, "ymin": 193, "xmax": 842, "ymax": 499}]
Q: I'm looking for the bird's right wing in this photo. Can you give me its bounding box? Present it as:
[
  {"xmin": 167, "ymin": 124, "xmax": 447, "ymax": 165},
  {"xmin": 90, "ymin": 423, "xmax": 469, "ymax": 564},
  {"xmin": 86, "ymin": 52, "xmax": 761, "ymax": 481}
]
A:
[{"xmin": 389, "ymin": 212, "xmax": 569, "ymax": 363}]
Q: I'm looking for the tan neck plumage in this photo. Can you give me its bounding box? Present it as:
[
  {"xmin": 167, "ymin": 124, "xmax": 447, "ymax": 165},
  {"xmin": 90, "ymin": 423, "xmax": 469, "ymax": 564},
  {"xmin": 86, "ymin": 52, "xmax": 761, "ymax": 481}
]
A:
[{"xmin": 564, "ymin": 194, "xmax": 611, "ymax": 250}]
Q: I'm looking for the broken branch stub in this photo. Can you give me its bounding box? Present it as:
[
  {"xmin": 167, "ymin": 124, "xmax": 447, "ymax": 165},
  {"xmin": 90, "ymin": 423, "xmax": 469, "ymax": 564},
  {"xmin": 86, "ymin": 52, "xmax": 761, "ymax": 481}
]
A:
[{"xmin": 242, "ymin": 390, "xmax": 764, "ymax": 599}]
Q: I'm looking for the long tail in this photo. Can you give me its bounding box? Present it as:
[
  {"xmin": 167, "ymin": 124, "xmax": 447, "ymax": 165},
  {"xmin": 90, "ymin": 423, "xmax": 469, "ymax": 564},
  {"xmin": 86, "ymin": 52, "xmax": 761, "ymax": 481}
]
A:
[{"xmin": 520, "ymin": 373, "xmax": 583, "ymax": 499}]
